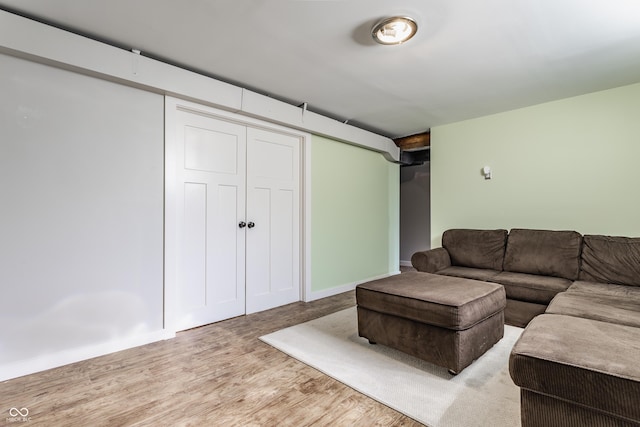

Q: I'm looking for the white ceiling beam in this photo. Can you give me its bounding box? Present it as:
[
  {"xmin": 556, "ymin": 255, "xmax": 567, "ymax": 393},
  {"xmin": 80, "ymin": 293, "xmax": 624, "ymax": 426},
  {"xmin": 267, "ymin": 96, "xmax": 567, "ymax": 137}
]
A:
[{"xmin": 0, "ymin": 10, "xmax": 399, "ymax": 161}]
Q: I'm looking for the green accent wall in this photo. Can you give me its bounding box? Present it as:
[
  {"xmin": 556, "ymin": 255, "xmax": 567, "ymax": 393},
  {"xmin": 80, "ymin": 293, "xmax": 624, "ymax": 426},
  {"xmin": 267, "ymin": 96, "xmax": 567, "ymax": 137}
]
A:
[
  {"xmin": 311, "ymin": 135, "xmax": 399, "ymax": 292},
  {"xmin": 431, "ymin": 82, "xmax": 640, "ymax": 248}
]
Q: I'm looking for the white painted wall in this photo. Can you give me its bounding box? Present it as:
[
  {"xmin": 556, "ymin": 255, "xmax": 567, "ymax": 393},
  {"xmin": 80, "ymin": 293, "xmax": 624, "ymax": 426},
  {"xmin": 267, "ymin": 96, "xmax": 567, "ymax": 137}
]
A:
[{"xmin": 0, "ymin": 53, "xmax": 167, "ymax": 380}]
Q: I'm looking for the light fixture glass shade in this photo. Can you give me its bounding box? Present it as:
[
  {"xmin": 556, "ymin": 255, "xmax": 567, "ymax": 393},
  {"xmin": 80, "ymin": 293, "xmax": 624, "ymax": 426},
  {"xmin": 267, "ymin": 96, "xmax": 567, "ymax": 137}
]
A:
[{"xmin": 372, "ymin": 16, "xmax": 418, "ymax": 45}]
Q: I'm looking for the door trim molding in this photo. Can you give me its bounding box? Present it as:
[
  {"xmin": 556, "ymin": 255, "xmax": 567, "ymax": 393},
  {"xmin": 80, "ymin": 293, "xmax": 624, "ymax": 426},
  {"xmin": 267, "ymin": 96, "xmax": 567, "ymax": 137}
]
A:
[{"xmin": 164, "ymin": 96, "xmax": 311, "ymax": 332}]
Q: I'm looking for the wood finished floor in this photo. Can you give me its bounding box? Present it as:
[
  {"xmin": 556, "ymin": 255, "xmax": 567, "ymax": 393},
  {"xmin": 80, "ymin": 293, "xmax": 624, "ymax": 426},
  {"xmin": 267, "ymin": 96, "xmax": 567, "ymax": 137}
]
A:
[{"xmin": 1, "ymin": 290, "xmax": 423, "ymax": 426}]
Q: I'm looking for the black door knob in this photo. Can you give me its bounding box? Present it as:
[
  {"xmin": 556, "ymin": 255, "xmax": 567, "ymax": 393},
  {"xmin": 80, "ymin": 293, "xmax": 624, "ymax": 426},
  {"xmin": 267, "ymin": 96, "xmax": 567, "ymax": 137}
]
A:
[
  {"xmin": 247, "ymin": 222, "xmax": 255, "ymax": 229},
  {"xmin": 238, "ymin": 221, "xmax": 246, "ymax": 228}
]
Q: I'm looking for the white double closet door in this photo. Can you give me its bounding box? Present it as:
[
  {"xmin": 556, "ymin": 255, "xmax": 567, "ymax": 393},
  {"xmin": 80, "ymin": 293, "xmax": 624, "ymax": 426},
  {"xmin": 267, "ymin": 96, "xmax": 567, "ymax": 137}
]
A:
[{"xmin": 172, "ymin": 106, "xmax": 300, "ymax": 331}]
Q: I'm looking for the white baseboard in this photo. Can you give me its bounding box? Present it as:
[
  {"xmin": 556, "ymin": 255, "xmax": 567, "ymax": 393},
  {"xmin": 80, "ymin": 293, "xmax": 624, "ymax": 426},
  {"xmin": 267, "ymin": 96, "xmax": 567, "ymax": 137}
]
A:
[
  {"xmin": 0, "ymin": 329, "xmax": 175, "ymax": 382},
  {"xmin": 305, "ymin": 271, "xmax": 401, "ymax": 302},
  {"xmin": 399, "ymin": 260, "xmax": 413, "ymax": 267}
]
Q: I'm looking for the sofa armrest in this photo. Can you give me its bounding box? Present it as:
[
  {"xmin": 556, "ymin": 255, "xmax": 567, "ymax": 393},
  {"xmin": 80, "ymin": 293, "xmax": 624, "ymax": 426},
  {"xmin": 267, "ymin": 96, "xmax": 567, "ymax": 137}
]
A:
[{"xmin": 411, "ymin": 247, "xmax": 452, "ymax": 273}]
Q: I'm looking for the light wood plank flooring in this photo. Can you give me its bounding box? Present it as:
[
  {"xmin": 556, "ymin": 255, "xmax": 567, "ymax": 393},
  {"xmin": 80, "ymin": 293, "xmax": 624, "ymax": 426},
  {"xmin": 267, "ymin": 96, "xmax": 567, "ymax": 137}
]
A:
[{"xmin": 1, "ymin": 291, "xmax": 422, "ymax": 426}]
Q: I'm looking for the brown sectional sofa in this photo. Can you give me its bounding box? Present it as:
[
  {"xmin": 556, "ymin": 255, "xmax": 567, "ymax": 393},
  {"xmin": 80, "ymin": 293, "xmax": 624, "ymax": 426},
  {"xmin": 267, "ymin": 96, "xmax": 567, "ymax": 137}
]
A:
[
  {"xmin": 412, "ymin": 229, "xmax": 640, "ymax": 426},
  {"xmin": 412, "ymin": 228, "xmax": 583, "ymax": 327}
]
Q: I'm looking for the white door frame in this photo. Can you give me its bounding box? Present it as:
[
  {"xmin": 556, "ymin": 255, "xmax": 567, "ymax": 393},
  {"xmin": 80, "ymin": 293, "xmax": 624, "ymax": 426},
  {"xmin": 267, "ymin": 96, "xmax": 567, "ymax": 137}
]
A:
[{"xmin": 164, "ymin": 96, "xmax": 311, "ymax": 333}]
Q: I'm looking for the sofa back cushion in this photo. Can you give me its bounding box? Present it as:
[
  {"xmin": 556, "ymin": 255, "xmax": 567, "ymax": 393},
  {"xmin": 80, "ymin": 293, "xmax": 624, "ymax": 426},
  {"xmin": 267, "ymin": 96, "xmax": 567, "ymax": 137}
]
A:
[
  {"xmin": 442, "ymin": 229, "xmax": 507, "ymax": 270},
  {"xmin": 579, "ymin": 235, "xmax": 640, "ymax": 286},
  {"xmin": 503, "ymin": 229, "xmax": 583, "ymax": 280}
]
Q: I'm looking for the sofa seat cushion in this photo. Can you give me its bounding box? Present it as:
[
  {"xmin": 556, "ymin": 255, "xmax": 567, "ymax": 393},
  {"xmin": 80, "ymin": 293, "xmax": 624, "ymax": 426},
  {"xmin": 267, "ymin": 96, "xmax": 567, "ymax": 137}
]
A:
[
  {"xmin": 442, "ymin": 228, "xmax": 507, "ymax": 270},
  {"xmin": 505, "ymin": 299, "xmax": 547, "ymax": 328},
  {"xmin": 436, "ymin": 266, "xmax": 502, "ymax": 282},
  {"xmin": 568, "ymin": 280, "xmax": 640, "ymax": 299},
  {"xmin": 503, "ymin": 229, "xmax": 582, "ymax": 280},
  {"xmin": 546, "ymin": 292, "xmax": 640, "ymax": 328},
  {"xmin": 355, "ymin": 271, "xmax": 505, "ymax": 330},
  {"xmin": 579, "ymin": 235, "xmax": 640, "ymax": 286},
  {"xmin": 510, "ymin": 314, "xmax": 640, "ymax": 423},
  {"xmin": 491, "ymin": 271, "xmax": 572, "ymax": 304}
]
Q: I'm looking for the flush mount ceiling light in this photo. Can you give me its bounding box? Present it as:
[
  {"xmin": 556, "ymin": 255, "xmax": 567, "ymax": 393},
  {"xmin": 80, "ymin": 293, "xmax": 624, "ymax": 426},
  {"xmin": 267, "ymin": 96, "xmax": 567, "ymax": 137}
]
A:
[{"xmin": 371, "ymin": 16, "xmax": 418, "ymax": 45}]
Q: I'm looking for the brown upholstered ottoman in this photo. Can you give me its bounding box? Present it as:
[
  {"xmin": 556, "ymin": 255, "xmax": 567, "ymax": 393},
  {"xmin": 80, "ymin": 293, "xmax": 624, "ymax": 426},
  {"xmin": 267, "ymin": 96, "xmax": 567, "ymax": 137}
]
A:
[{"xmin": 356, "ymin": 271, "xmax": 506, "ymax": 374}]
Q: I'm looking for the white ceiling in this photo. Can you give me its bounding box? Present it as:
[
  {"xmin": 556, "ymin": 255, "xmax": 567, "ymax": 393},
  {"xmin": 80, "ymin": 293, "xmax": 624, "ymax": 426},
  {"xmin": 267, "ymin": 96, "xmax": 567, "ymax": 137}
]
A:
[{"xmin": 2, "ymin": 0, "xmax": 640, "ymax": 138}]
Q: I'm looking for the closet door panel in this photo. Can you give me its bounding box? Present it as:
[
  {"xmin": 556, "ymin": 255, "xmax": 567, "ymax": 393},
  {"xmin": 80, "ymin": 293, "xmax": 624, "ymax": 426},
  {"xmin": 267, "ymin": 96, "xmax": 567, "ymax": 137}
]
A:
[
  {"xmin": 272, "ymin": 189, "xmax": 295, "ymax": 292},
  {"xmin": 173, "ymin": 111, "xmax": 247, "ymax": 330},
  {"xmin": 209, "ymin": 184, "xmax": 243, "ymax": 304},
  {"xmin": 246, "ymin": 128, "xmax": 300, "ymax": 314},
  {"xmin": 182, "ymin": 183, "xmax": 208, "ymax": 310},
  {"xmin": 247, "ymin": 187, "xmax": 272, "ymax": 297}
]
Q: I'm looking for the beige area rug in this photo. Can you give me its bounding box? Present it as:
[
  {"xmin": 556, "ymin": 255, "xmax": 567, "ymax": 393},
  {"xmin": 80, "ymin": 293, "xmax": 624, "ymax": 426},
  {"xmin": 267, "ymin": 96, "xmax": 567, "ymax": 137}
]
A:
[{"xmin": 260, "ymin": 307, "xmax": 523, "ymax": 427}]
